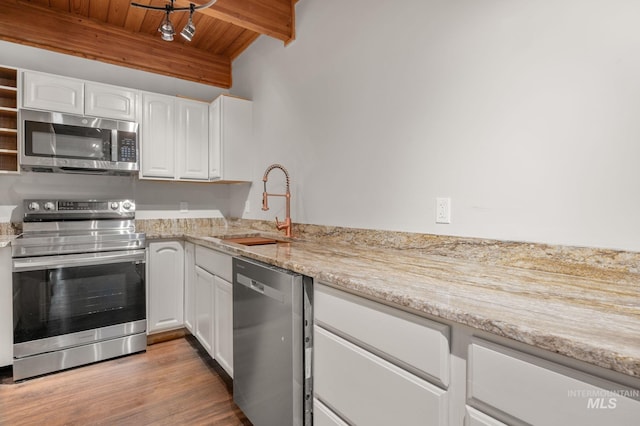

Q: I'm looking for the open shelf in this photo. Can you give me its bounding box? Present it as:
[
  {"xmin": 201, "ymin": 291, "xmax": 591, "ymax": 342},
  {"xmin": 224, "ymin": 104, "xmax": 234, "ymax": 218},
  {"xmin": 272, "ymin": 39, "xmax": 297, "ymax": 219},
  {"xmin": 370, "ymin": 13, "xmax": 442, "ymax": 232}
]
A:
[{"xmin": 0, "ymin": 66, "xmax": 19, "ymax": 173}]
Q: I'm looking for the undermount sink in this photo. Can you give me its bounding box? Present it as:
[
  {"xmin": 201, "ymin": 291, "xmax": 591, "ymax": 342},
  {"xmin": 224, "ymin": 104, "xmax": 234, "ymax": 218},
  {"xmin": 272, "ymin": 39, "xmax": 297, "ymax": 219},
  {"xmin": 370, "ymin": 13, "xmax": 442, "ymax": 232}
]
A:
[{"xmin": 222, "ymin": 236, "xmax": 289, "ymax": 246}]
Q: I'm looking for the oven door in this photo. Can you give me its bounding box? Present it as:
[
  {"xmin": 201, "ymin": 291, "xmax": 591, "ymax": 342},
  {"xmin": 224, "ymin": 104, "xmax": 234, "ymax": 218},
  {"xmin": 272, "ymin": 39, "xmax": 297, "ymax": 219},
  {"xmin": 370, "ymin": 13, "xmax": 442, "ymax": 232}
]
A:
[{"xmin": 12, "ymin": 250, "xmax": 146, "ymax": 358}]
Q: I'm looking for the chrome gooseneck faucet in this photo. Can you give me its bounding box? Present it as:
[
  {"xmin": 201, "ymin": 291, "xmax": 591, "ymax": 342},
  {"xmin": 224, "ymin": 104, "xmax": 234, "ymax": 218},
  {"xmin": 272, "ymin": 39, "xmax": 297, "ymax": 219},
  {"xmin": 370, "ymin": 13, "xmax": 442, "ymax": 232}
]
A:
[{"xmin": 262, "ymin": 163, "xmax": 292, "ymax": 237}]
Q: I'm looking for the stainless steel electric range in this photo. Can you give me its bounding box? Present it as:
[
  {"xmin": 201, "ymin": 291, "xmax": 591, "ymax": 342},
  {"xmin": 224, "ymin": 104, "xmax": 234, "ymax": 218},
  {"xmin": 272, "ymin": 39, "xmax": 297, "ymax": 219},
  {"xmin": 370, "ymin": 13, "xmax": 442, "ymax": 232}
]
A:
[{"xmin": 11, "ymin": 199, "xmax": 147, "ymax": 381}]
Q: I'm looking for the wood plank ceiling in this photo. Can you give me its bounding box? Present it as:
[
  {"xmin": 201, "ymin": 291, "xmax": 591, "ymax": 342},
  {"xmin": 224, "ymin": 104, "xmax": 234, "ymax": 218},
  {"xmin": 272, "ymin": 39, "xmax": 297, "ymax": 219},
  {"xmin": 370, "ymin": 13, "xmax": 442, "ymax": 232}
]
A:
[{"xmin": 0, "ymin": 0, "xmax": 296, "ymax": 88}]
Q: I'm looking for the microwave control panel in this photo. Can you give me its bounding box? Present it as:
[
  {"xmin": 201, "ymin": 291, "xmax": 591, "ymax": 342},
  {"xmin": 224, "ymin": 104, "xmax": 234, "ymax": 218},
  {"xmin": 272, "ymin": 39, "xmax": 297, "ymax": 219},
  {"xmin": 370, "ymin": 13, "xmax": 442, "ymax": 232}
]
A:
[{"xmin": 117, "ymin": 132, "xmax": 137, "ymax": 163}]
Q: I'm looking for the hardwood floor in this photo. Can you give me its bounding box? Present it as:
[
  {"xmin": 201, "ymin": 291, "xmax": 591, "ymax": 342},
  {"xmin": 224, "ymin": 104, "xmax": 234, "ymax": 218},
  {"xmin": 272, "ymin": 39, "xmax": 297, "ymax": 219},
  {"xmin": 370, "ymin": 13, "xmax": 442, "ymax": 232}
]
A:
[{"xmin": 0, "ymin": 336, "xmax": 251, "ymax": 426}]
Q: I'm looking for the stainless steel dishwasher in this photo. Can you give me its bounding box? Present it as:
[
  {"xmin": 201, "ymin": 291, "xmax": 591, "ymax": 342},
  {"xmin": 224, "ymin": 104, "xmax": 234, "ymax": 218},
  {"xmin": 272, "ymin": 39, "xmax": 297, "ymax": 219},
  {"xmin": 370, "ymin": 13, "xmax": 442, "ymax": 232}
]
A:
[{"xmin": 233, "ymin": 257, "xmax": 313, "ymax": 426}]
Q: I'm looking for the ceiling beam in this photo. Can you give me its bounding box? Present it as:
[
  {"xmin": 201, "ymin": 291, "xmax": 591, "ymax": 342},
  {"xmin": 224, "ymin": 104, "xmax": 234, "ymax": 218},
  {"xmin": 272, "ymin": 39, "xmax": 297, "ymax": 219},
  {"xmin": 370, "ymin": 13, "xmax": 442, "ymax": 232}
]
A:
[
  {"xmin": 179, "ymin": 0, "xmax": 296, "ymax": 44},
  {"xmin": 0, "ymin": 0, "xmax": 232, "ymax": 88}
]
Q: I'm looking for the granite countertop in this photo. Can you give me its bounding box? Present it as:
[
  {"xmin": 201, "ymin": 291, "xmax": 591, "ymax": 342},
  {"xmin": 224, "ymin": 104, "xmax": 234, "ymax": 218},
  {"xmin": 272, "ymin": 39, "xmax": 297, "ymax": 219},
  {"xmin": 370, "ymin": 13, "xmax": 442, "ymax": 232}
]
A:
[
  {"xmin": 0, "ymin": 236, "xmax": 15, "ymax": 248},
  {"xmin": 155, "ymin": 224, "xmax": 640, "ymax": 379},
  {"xmin": 8, "ymin": 218, "xmax": 633, "ymax": 378}
]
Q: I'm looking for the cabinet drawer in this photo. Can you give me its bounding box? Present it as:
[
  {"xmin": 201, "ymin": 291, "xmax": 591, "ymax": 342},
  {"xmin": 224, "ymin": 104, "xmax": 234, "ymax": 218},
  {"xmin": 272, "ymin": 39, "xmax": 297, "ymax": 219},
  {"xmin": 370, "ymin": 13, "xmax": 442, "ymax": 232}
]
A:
[
  {"xmin": 313, "ymin": 398, "xmax": 348, "ymax": 426},
  {"xmin": 314, "ymin": 326, "xmax": 448, "ymax": 426},
  {"xmin": 468, "ymin": 338, "xmax": 640, "ymax": 426},
  {"xmin": 195, "ymin": 245, "xmax": 232, "ymax": 282},
  {"xmin": 315, "ymin": 283, "xmax": 450, "ymax": 386}
]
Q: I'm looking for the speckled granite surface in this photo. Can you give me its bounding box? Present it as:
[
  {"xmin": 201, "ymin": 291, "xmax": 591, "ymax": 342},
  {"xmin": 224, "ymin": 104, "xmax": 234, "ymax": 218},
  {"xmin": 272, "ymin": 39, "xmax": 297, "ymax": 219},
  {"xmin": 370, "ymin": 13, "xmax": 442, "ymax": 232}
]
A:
[
  {"xmin": 144, "ymin": 218, "xmax": 639, "ymax": 378},
  {"xmin": 10, "ymin": 218, "xmax": 640, "ymax": 377},
  {"xmin": 0, "ymin": 222, "xmax": 19, "ymax": 237},
  {"xmin": 0, "ymin": 222, "xmax": 18, "ymax": 248}
]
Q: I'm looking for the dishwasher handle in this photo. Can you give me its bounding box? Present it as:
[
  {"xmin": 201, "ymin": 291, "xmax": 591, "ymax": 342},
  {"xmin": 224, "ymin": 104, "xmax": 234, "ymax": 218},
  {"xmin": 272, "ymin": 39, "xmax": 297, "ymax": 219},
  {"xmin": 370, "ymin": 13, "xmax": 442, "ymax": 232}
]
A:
[{"xmin": 236, "ymin": 273, "xmax": 285, "ymax": 303}]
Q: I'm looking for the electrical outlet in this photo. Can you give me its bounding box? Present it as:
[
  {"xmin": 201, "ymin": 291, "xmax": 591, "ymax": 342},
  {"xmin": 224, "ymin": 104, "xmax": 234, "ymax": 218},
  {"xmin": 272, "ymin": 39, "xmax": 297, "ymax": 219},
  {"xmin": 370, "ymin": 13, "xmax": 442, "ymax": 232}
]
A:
[
  {"xmin": 180, "ymin": 202, "xmax": 188, "ymax": 213},
  {"xmin": 244, "ymin": 200, "xmax": 251, "ymax": 214},
  {"xmin": 436, "ymin": 197, "xmax": 451, "ymax": 224}
]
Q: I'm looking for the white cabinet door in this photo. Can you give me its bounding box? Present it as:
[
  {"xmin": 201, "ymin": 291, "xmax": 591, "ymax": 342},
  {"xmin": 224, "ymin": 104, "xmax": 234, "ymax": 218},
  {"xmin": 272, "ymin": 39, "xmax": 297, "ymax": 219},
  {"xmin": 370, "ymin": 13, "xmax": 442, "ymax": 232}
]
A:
[
  {"xmin": 195, "ymin": 265, "xmax": 214, "ymax": 356},
  {"xmin": 468, "ymin": 338, "xmax": 640, "ymax": 426},
  {"xmin": 314, "ymin": 326, "xmax": 448, "ymax": 426},
  {"xmin": 213, "ymin": 275, "xmax": 233, "ymax": 377},
  {"xmin": 0, "ymin": 246, "xmax": 12, "ymax": 367},
  {"xmin": 141, "ymin": 93, "xmax": 175, "ymax": 178},
  {"xmin": 209, "ymin": 95, "xmax": 253, "ymax": 181},
  {"xmin": 85, "ymin": 82, "xmax": 138, "ymax": 121},
  {"xmin": 208, "ymin": 97, "xmax": 221, "ymax": 179},
  {"xmin": 147, "ymin": 241, "xmax": 184, "ymax": 333},
  {"xmin": 22, "ymin": 71, "xmax": 84, "ymax": 114},
  {"xmin": 176, "ymin": 98, "xmax": 209, "ymax": 180},
  {"xmin": 184, "ymin": 242, "xmax": 196, "ymax": 333}
]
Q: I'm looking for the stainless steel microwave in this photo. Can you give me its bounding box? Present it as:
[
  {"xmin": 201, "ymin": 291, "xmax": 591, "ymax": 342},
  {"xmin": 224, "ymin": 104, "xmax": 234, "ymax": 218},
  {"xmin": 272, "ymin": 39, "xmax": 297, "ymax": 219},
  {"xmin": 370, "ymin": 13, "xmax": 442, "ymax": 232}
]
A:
[{"xmin": 20, "ymin": 109, "xmax": 139, "ymax": 174}]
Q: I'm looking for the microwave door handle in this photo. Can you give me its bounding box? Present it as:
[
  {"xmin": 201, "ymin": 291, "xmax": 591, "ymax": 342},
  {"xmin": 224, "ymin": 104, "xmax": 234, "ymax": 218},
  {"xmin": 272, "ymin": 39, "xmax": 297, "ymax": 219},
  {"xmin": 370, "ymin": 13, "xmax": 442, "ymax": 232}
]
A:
[{"xmin": 112, "ymin": 129, "xmax": 118, "ymax": 162}]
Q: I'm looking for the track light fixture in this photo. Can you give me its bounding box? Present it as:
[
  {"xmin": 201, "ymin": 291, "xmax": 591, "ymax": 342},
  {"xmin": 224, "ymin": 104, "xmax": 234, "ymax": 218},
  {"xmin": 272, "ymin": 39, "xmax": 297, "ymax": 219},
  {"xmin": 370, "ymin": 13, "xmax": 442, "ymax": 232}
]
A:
[
  {"xmin": 180, "ymin": 4, "xmax": 196, "ymax": 41},
  {"xmin": 131, "ymin": 0, "xmax": 217, "ymax": 42},
  {"xmin": 159, "ymin": 6, "xmax": 175, "ymax": 41}
]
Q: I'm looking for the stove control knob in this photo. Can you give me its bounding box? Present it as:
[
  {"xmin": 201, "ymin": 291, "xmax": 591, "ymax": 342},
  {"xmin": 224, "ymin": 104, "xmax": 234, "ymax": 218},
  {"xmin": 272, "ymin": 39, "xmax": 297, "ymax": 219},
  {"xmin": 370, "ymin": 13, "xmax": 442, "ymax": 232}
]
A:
[
  {"xmin": 28, "ymin": 202, "xmax": 40, "ymax": 211},
  {"xmin": 110, "ymin": 202, "xmax": 119, "ymax": 210},
  {"xmin": 44, "ymin": 202, "xmax": 56, "ymax": 211},
  {"xmin": 123, "ymin": 201, "xmax": 132, "ymax": 210}
]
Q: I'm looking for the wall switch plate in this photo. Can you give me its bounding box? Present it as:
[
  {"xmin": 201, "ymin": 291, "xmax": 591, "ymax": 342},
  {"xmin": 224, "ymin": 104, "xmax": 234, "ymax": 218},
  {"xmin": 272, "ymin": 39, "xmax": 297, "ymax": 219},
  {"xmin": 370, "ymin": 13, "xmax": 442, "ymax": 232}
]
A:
[
  {"xmin": 180, "ymin": 202, "xmax": 188, "ymax": 213},
  {"xmin": 436, "ymin": 197, "xmax": 451, "ymax": 224}
]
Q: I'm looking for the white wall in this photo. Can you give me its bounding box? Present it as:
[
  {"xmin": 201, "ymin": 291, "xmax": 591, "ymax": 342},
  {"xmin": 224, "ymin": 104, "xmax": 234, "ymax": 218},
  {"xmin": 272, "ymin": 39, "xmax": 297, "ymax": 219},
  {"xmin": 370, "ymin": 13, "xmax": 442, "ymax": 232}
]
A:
[
  {"xmin": 233, "ymin": 0, "xmax": 640, "ymax": 251},
  {"xmin": 0, "ymin": 172, "xmax": 233, "ymax": 222},
  {"xmin": 0, "ymin": 41, "xmax": 236, "ymax": 221}
]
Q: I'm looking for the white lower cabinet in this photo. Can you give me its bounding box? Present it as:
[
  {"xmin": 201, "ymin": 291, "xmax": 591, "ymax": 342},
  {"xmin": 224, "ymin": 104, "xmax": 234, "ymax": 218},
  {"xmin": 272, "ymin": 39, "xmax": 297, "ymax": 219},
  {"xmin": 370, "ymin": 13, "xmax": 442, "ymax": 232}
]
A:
[
  {"xmin": 314, "ymin": 283, "xmax": 449, "ymax": 426},
  {"xmin": 186, "ymin": 244, "xmax": 234, "ymax": 377},
  {"xmin": 183, "ymin": 242, "xmax": 196, "ymax": 333},
  {"xmin": 467, "ymin": 338, "xmax": 640, "ymax": 426},
  {"xmin": 195, "ymin": 265, "xmax": 214, "ymax": 354},
  {"xmin": 213, "ymin": 275, "xmax": 233, "ymax": 376},
  {"xmin": 147, "ymin": 241, "xmax": 184, "ymax": 333},
  {"xmin": 315, "ymin": 283, "xmax": 450, "ymax": 387},
  {"xmin": 315, "ymin": 326, "xmax": 448, "ymax": 425},
  {"xmin": 313, "ymin": 283, "xmax": 640, "ymax": 425},
  {"xmin": 0, "ymin": 246, "xmax": 12, "ymax": 367}
]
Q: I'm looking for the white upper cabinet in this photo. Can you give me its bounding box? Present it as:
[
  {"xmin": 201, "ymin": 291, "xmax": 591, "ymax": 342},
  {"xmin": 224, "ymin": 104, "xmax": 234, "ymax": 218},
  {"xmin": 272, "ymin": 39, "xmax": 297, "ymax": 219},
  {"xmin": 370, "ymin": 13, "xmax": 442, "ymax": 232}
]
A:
[
  {"xmin": 176, "ymin": 98, "xmax": 209, "ymax": 180},
  {"xmin": 22, "ymin": 71, "xmax": 138, "ymax": 120},
  {"xmin": 85, "ymin": 82, "xmax": 138, "ymax": 121},
  {"xmin": 22, "ymin": 71, "xmax": 84, "ymax": 115},
  {"xmin": 141, "ymin": 92, "xmax": 176, "ymax": 179},
  {"xmin": 140, "ymin": 93, "xmax": 210, "ymax": 181},
  {"xmin": 209, "ymin": 94, "xmax": 253, "ymax": 182}
]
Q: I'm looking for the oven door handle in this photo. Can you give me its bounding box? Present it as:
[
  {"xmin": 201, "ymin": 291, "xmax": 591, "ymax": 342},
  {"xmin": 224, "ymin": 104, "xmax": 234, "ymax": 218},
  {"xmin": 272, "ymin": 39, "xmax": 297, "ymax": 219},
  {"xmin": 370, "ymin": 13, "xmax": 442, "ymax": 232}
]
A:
[{"xmin": 13, "ymin": 249, "xmax": 146, "ymax": 272}]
